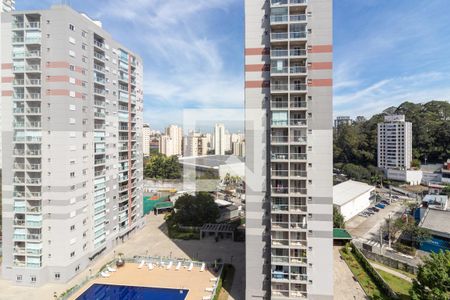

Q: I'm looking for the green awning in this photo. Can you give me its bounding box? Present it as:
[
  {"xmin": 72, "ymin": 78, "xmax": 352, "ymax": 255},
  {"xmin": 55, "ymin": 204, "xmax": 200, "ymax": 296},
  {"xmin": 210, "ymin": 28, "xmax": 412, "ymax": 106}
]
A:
[
  {"xmin": 333, "ymin": 228, "xmax": 352, "ymax": 240},
  {"xmin": 154, "ymin": 202, "xmax": 174, "ymax": 209}
]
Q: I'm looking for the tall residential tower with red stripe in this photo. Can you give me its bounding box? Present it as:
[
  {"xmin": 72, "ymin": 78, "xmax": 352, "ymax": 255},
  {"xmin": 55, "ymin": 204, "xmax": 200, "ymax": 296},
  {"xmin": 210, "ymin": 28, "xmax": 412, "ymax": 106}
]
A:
[
  {"xmin": 1, "ymin": 5, "xmax": 144, "ymax": 285},
  {"xmin": 245, "ymin": 0, "xmax": 333, "ymax": 299}
]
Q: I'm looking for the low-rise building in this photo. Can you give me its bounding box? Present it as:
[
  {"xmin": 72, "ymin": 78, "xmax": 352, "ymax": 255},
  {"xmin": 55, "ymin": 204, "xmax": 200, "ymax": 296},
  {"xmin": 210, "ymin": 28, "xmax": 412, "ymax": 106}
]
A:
[
  {"xmin": 419, "ymin": 208, "xmax": 450, "ymax": 253},
  {"xmin": 179, "ymin": 155, "xmax": 244, "ymax": 179},
  {"xmin": 385, "ymin": 169, "xmax": 423, "ymax": 185},
  {"xmin": 333, "ymin": 180, "xmax": 375, "ymax": 221},
  {"xmin": 442, "ymin": 159, "xmax": 450, "ymax": 184}
]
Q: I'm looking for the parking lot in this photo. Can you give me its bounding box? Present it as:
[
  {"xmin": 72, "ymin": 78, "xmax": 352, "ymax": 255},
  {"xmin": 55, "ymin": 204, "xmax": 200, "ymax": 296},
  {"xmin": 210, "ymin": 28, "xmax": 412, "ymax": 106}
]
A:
[{"xmin": 346, "ymin": 198, "xmax": 406, "ymax": 241}]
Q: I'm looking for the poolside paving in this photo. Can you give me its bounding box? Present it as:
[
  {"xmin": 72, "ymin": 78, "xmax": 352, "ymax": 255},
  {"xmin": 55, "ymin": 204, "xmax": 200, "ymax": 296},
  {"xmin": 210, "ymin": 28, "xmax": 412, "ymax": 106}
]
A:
[
  {"xmin": 70, "ymin": 263, "xmax": 217, "ymax": 300},
  {"xmin": 0, "ymin": 214, "xmax": 244, "ymax": 300}
]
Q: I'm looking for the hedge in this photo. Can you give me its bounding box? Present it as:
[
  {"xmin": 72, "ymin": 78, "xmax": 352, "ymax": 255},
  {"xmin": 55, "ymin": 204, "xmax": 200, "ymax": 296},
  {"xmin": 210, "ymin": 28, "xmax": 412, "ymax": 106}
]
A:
[{"xmin": 350, "ymin": 243, "xmax": 398, "ymax": 299}]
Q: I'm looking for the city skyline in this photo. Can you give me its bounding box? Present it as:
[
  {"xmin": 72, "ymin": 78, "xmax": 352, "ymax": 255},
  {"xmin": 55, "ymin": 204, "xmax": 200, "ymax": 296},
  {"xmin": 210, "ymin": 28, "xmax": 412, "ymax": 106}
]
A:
[{"xmin": 14, "ymin": 1, "xmax": 450, "ymax": 130}]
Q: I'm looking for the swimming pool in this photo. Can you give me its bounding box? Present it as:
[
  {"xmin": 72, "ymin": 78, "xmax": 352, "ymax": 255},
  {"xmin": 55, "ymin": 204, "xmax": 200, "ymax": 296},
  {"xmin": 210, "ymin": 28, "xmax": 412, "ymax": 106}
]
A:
[{"xmin": 76, "ymin": 283, "xmax": 188, "ymax": 300}]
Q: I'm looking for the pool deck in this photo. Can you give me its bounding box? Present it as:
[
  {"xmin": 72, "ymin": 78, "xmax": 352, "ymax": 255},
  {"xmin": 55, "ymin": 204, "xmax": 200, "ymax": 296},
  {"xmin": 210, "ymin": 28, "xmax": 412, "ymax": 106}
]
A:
[{"xmin": 70, "ymin": 262, "xmax": 218, "ymax": 300}]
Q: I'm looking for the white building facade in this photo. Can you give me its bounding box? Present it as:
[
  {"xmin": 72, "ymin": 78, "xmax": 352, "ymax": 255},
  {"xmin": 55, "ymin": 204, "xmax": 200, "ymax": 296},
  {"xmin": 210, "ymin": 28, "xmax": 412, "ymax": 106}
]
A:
[
  {"xmin": 214, "ymin": 123, "xmax": 226, "ymax": 155},
  {"xmin": 1, "ymin": 5, "xmax": 144, "ymax": 285},
  {"xmin": 142, "ymin": 123, "xmax": 151, "ymax": 156}
]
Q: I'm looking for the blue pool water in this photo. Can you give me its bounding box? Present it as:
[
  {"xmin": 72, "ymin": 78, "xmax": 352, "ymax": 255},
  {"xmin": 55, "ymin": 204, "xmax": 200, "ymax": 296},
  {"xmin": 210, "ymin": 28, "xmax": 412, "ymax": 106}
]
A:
[{"xmin": 76, "ymin": 283, "xmax": 188, "ymax": 300}]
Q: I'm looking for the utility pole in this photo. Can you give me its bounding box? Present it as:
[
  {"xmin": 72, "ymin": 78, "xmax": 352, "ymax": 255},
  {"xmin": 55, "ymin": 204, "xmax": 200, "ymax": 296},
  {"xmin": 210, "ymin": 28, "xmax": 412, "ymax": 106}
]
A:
[
  {"xmin": 388, "ymin": 214, "xmax": 392, "ymax": 248},
  {"xmin": 379, "ymin": 227, "xmax": 383, "ymax": 254}
]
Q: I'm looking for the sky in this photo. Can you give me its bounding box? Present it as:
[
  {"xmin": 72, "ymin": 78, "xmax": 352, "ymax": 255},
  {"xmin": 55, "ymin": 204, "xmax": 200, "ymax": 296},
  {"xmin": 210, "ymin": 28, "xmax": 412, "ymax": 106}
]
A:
[{"xmin": 16, "ymin": 0, "xmax": 450, "ymax": 131}]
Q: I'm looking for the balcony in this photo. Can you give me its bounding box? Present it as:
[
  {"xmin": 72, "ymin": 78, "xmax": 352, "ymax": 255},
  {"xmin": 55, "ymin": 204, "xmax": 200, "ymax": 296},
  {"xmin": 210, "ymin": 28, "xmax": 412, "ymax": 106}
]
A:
[
  {"xmin": 27, "ymin": 163, "xmax": 41, "ymax": 171},
  {"xmin": 27, "ymin": 206, "xmax": 42, "ymax": 213},
  {"xmin": 12, "ymin": 22, "xmax": 24, "ymax": 29},
  {"xmin": 290, "ymin": 136, "xmax": 307, "ymax": 144},
  {"xmin": 94, "ymin": 88, "xmax": 106, "ymax": 95},
  {"xmin": 13, "ymin": 108, "xmax": 25, "ymax": 114},
  {"xmin": 271, "ymin": 136, "xmax": 289, "ymax": 144},
  {"xmin": 26, "ymin": 65, "xmax": 41, "ymax": 72},
  {"xmin": 270, "ymin": 14, "xmax": 306, "ymax": 24},
  {"xmin": 290, "ymin": 153, "xmax": 307, "ymax": 160},
  {"xmin": 270, "ymin": 0, "xmax": 307, "ymax": 7},
  {"xmin": 272, "ymin": 170, "xmax": 289, "ymax": 178},
  {"xmin": 26, "ymin": 50, "xmax": 41, "ymax": 58},
  {"xmin": 27, "ymin": 22, "xmax": 41, "ymax": 29},
  {"xmin": 94, "ymin": 52, "xmax": 105, "ymax": 61},
  {"xmin": 26, "ymin": 178, "xmax": 41, "ymax": 184},
  {"xmin": 94, "ymin": 40, "xmax": 104, "ymax": 49},
  {"xmin": 12, "ymin": 37, "xmax": 24, "ymax": 43},
  {"xmin": 27, "ymin": 107, "xmax": 41, "ymax": 114},
  {"xmin": 14, "ymin": 219, "xmax": 25, "ymax": 226},
  {"xmin": 291, "ymin": 170, "xmax": 307, "ymax": 177},
  {"xmin": 272, "ymin": 204, "xmax": 289, "ymax": 212},
  {"xmin": 26, "ymin": 220, "xmax": 42, "ymax": 227},
  {"xmin": 291, "ymin": 101, "xmax": 307, "ymax": 109},
  {"xmin": 271, "ymin": 186, "xmax": 289, "ymax": 195},
  {"xmin": 27, "ymin": 150, "xmax": 42, "ymax": 156},
  {"xmin": 272, "ymin": 153, "xmax": 288, "ymax": 160},
  {"xmin": 25, "ymin": 37, "xmax": 41, "ymax": 44},
  {"xmin": 27, "ymin": 79, "xmax": 41, "ymax": 85},
  {"xmin": 290, "ymin": 187, "xmax": 307, "ymax": 195},
  {"xmin": 290, "ymin": 119, "xmax": 307, "ymax": 126},
  {"xmin": 27, "ymin": 234, "xmax": 42, "ymax": 240},
  {"xmin": 13, "ymin": 79, "xmax": 25, "ymax": 85}
]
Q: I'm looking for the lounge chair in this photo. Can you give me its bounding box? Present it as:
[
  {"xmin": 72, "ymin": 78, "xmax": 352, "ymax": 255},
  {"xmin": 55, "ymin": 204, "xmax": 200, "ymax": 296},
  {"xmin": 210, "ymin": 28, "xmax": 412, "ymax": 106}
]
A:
[
  {"xmin": 138, "ymin": 260, "xmax": 145, "ymax": 269},
  {"xmin": 210, "ymin": 277, "xmax": 218, "ymax": 282},
  {"xmin": 175, "ymin": 261, "xmax": 181, "ymax": 270},
  {"xmin": 205, "ymin": 287, "xmax": 214, "ymax": 292},
  {"xmin": 166, "ymin": 261, "xmax": 173, "ymax": 270},
  {"xmin": 107, "ymin": 265, "xmax": 117, "ymax": 272},
  {"xmin": 200, "ymin": 262, "xmax": 205, "ymax": 272},
  {"xmin": 202, "ymin": 296, "xmax": 211, "ymax": 300},
  {"xmin": 100, "ymin": 271, "xmax": 110, "ymax": 278},
  {"xmin": 188, "ymin": 262, "xmax": 193, "ymax": 271},
  {"xmin": 148, "ymin": 262, "xmax": 154, "ymax": 270}
]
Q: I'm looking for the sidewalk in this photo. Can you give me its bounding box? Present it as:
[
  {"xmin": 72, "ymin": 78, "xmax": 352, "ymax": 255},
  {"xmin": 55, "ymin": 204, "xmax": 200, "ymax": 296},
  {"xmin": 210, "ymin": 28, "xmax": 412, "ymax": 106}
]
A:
[{"xmin": 370, "ymin": 261, "xmax": 413, "ymax": 283}]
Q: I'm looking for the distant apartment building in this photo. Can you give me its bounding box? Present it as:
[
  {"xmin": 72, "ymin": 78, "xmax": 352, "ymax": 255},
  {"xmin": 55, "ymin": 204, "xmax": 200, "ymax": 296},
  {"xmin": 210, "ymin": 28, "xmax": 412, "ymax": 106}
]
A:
[
  {"xmin": 333, "ymin": 116, "xmax": 352, "ymax": 128},
  {"xmin": 214, "ymin": 123, "xmax": 226, "ymax": 155},
  {"xmin": 184, "ymin": 132, "xmax": 208, "ymax": 157},
  {"xmin": 142, "ymin": 123, "xmax": 151, "ymax": 156},
  {"xmin": 245, "ymin": 0, "xmax": 334, "ymax": 299},
  {"xmin": 159, "ymin": 125, "xmax": 182, "ymax": 156},
  {"xmin": 232, "ymin": 140, "xmax": 245, "ymax": 157},
  {"xmin": 377, "ymin": 115, "xmax": 412, "ymax": 169},
  {"xmin": 1, "ymin": 5, "xmax": 144, "ymax": 285},
  {"xmin": 1, "ymin": 0, "xmax": 14, "ymax": 12},
  {"xmin": 378, "ymin": 115, "xmax": 420, "ymax": 184},
  {"xmin": 149, "ymin": 137, "xmax": 160, "ymax": 155}
]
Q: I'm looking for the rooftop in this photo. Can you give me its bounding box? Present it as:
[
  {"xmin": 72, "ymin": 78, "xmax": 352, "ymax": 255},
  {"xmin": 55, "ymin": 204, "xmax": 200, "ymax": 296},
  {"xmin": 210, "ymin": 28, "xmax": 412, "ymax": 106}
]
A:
[
  {"xmin": 333, "ymin": 180, "xmax": 375, "ymax": 206},
  {"xmin": 179, "ymin": 155, "xmax": 244, "ymax": 169},
  {"xmin": 419, "ymin": 208, "xmax": 450, "ymax": 237},
  {"xmin": 333, "ymin": 228, "xmax": 352, "ymax": 240}
]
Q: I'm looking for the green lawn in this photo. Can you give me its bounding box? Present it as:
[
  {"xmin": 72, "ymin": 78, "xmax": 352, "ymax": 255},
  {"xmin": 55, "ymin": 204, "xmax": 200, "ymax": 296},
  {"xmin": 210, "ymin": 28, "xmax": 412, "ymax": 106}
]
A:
[
  {"xmin": 368, "ymin": 259, "xmax": 416, "ymax": 279},
  {"xmin": 377, "ymin": 269, "xmax": 412, "ymax": 300},
  {"xmin": 339, "ymin": 248, "xmax": 389, "ymax": 299}
]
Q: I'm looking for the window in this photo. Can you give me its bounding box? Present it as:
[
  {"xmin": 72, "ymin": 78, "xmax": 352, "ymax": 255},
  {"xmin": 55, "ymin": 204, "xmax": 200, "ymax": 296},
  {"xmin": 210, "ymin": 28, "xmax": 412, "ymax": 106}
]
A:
[
  {"xmin": 54, "ymin": 273, "xmax": 60, "ymax": 280},
  {"xmin": 16, "ymin": 275, "xmax": 22, "ymax": 281},
  {"xmin": 69, "ymin": 65, "xmax": 75, "ymax": 71},
  {"xmin": 70, "ymin": 251, "xmax": 75, "ymax": 258},
  {"xmin": 70, "ymin": 225, "xmax": 75, "ymax": 231},
  {"xmin": 31, "ymin": 275, "xmax": 36, "ymax": 282},
  {"xmin": 69, "ymin": 77, "xmax": 75, "ymax": 84},
  {"xmin": 69, "ymin": 91, "xmax": 76, "ymax": 98},
  {"xmin": 82, "ymin": 43, "xmax": 86, "ymax": 50},
  {"xmin": 69, "ymin": 50, "xmax": 75, "ymax": 57},
  {"xmin": 69, "ymin": 36, "xmax": 76, "ymax": 44},
  {"xmin": 70, "ymin": 172, "xmax": 75, "ymax": 178},
  {"xmin": 69, "ymin": 118, "xmax": 76, "ymax": 124},
  {"xmin": 69, "ymin": 104, "xmax": 76, "ymax": 110},
  {"xmin": 81, "ymin": 30, "xmax": 87, "ymax": 38},
  {"xmin": 69, "ymin": 24, "xmax": 74, "ymax": 31}
]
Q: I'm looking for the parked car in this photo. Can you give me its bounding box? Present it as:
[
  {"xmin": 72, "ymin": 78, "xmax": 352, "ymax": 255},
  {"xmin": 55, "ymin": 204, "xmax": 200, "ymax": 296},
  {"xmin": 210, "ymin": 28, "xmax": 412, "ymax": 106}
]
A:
[
  {"xmin": 365, "ymin": 209, "xmax": 375, "ymax": 215},
  {"xmin": 375, "ymin": 203, "xmax": 385, "ymax": 209},
  {"xmin": 380, "ymin": 200, "xmax": 390, "ymax": 205},
  {"xmin": 370, "ymin": 207, "xmax": 380, "ymax": 212}
]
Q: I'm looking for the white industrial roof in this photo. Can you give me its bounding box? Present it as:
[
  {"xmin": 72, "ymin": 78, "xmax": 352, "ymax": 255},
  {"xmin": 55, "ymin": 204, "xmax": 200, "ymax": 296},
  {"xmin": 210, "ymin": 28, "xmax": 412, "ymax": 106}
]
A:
[
  {"xmin": 333, "ymin": 180, "xmax": 375, "ymax": 206},
  {"xmin": 419, "ymin": 208, "xmax": 450, "ymax": 237}
]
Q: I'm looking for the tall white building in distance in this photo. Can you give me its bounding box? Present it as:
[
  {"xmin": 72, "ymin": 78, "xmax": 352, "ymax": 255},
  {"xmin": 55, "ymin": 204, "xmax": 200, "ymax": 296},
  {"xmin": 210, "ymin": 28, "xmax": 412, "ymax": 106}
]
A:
[
  {"xmin": 159, "ymin": 125, "xmax": 182, "ymax": 156},
  {"xmin": 214, "ymin": 123, "xmax": 225, "ymax": 155},
  {"xmin": 1, "ymin": 5, "xmax": 143, "ymax": 285},
  {"xmin": 142, "ymin": 123, "xmax": 151, "ymax": 157},
  {"xmin": 1, "ymin": 0, "xmax": 15, "ymax": 12},
  {"xmin": 377, "ymin": 115, "xmax": 412, "ymax": 170}
]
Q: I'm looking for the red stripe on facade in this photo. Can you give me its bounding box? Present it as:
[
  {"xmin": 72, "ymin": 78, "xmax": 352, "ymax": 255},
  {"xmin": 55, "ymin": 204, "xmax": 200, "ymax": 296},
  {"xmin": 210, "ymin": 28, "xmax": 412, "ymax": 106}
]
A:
[
  {"xmin": 245, "ymin": 47, "xmax": 270, "ymax": 56},
  {"xmin": 1, "ymin": 63, "xmax": 12, "ymax": 69},
  {"xmin": 47, "ymin": 89, "xmax": 70, "ymax": 96},
  {"xmin": 309, "ymin": 62, "xmax": 333, "ymax": 70},
  {"xmin": 1, "ymin": 90, "xmax": 12, "ymax": 96},
  {"xmin": 74, "ymin": 66, "xmax": 84, "ymax": 73},
  {"xmin": 245, "ymin": 80, "xmax": 270, "ymax": 88},
  {"xmin": 47, "ymin": 61, "xmax": 70, "ymax": 68},
  {"xmin": 47, "ymin": 75, "xmax": 69, "ymax": 82},
  {"xmin": 1, "ymin": 76, "xmax": 13, "ymax": 83},
  {"xmin": 308, "ymin": 79, "xmax": 333, "ymax": 87},
  {"xmin": 245, "ymin": 64, "xmax": 270, "ymax": 72},
  {"xmin": 309, "ymin": 45, "xmax": 333, "ymax": 53}
]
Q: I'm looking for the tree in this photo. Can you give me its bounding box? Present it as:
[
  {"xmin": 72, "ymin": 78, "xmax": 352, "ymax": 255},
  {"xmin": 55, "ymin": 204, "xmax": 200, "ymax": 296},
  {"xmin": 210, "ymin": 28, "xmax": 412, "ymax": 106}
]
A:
[
  {"xmin": 333, "ymin": 206, "xmax": 345, "ymax": 229},
  {"xmin": 442, "ymin": 185, "xmax": 450, "ymax": 197},
  {"xmin": 144, "ymin": 154, "xmax": 182, "ymax": 179},
  {"xmin": 172, "ymin": 192, "xmax": 220, "ymax": 226},
  {"xmin": 411, "ymin": 159, "xmax": 421, "ymax": 169},
  {"xmin": 410, "ymin": 251, "xmax": 450, "ymax": 300}
]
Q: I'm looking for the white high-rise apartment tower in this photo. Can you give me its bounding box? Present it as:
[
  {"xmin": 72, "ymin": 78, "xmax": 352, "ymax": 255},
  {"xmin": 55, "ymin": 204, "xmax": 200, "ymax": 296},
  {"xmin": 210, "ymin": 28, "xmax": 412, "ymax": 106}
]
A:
[
  {"xmin": 214, "ymin": 123, "xmax": 226, "ymax": 155},
  {"xmin": 245, "ymin": 0, "xmax": 333, "ymax": 299},
  {"xmin": 1, "ymin": 5, "xmax": 144, "ymax": 285},
  {"xmin": 142, "ymin": 123, "xmax": 151, "ymax": 156},
  {"xmin": 377, "ymin": 115, "xmax": 412, "ymax": 169}
]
